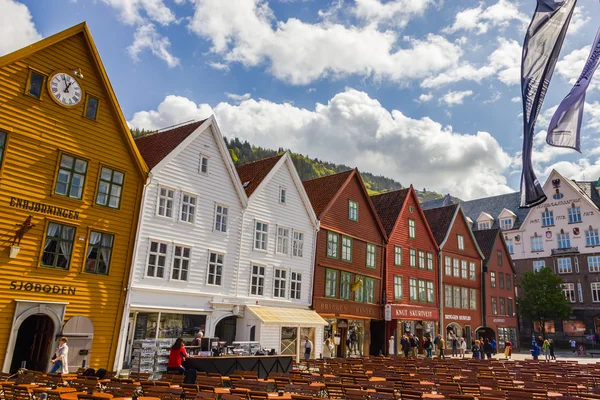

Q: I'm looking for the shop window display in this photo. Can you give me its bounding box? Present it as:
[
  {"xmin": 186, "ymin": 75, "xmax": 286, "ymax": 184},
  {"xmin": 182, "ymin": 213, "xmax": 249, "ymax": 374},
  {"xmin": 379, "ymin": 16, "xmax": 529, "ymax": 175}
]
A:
[{"xmin": 347, "ymin": 320, "xmax": 364, "ymax": 356}]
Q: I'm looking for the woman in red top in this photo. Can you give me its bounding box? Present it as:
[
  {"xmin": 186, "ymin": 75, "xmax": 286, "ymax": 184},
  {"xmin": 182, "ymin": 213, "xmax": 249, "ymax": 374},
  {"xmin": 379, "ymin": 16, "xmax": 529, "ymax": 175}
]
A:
[{"xmin": 168, "ymin": 338, "xmax": 188, "ymax": 374}]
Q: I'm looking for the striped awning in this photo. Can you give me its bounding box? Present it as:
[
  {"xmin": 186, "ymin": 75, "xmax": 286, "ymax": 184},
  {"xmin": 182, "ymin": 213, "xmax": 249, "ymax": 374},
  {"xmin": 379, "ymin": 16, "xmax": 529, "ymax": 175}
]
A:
[{"xmin": 246, "ymin": 306, "xmax": 328, "ymax": 326}]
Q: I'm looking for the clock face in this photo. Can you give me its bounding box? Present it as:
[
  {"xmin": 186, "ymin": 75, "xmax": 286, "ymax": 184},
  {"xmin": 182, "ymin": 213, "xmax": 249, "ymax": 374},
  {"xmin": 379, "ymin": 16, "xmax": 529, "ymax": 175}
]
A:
[{"xmin": 48, "ymin": 72, "xmax": 82, "ymax": 107}]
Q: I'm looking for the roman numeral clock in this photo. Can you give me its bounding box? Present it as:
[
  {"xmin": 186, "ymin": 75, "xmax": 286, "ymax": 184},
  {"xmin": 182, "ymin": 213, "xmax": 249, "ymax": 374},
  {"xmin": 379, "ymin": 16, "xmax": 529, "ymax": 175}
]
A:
[{"xmin": 48, "ymin": 71, "xmax": 82, "ymax": 107}]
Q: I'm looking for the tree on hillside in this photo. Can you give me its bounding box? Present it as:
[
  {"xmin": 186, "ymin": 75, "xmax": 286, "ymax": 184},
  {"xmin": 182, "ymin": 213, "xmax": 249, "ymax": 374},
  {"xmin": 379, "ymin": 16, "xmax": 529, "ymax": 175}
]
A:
[{"xmin": 516, "ymin": 268, "xmax": 571, "ymax": 338}]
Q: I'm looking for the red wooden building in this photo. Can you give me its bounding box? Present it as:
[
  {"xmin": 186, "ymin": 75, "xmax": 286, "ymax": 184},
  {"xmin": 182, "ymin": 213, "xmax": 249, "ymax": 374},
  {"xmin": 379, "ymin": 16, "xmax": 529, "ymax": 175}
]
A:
[
  {"xmin": 303, "ymin": 169, "xmax": 387, "ymax": 357},
  {"xmin": 473, "ymin": 228, "xmax": 519, "ymax": 349},
  {"xmin": 423, "ymin": 204, "xmax": 484, "ymax": 349},
  {"xmin": 371, "ymin": 187, "xmax": 440, "ymax": 354}
]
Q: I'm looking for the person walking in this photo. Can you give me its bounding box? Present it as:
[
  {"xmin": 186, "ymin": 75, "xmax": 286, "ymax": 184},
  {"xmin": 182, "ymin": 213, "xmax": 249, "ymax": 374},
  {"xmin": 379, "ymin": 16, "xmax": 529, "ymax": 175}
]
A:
[
  {"xmin": 424, "ymin": 337, "xmax": 432, "ymax": 358},
  {"xmin": 323, "ymin": 338, "xmax": 334, "ymax": 360},
  {"xmin": 549, "ymin": 338, "xmax": 556, "ymax": 360},
  {"xmin": 49, "ymin": 337, "xmax": 69, "ymax": 374},
  {"xmin": 410, "ymin": 334, "xmax": 418, "ymax": 357},
  {"xmin": 483, "ymin": 338, "xmax": 493, "ymax": 360},
  {"xmin": 504, "ymin": 340, "xmax": 512, "ymax": 359},
  {"xmin": 570, "ymin": 339, "xmax": 577, "ymax": 355},
  {"xmin": 167, "ymin": 338, "xmax": 187, "ymax": 374},
  {"xmin": 530, "ymin": 341, "xmax": 540, "ymax": 361},
  {"xmin": 472, "ymin": 340, "xmax": 482, "ymax": 359},
  {"xmin": 438, "ymin": 335, "xmax": 446, "ymax": 359},
  {"xmin": 542, "ymin": 339, "xmax": 550, "ymax": 361},
  {"xmin": 402, "ymin": 335, "xmax": 410, "ymax": 358},
  {"xmin": 451, "ymin": 336, "xmax": 458, "ymax": 357},
  {"xmin": 388, "ymin": 336, "xmax": 395, "ymax": 356},
  {"xmin": 459, "ymin": 337, "xmax": 467, "ymax": 358},
  {"xmin": 490, "ymin": 338, "xmax": 497, "ymax": 355},
  {"xmin": 304, "ymin": 337, "xmax": 313, "ymax": 361}
]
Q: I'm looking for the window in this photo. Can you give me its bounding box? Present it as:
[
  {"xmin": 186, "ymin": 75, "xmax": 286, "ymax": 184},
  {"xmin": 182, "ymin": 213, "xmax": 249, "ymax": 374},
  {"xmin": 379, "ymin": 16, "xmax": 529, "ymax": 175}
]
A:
[
  {"xmin": 157, "ymin": 187, "xmax": 174, "ymax": 218},
  {"xmin": 426, "ymin": 281, "xmax": 434, "ymax": 303},
  {"xmin": 542, "ymin": 210, "xmax": 554, "ymax": 226},
  {"xmin": 27, "ymin": 70, "xmax": 44, "ymax": 98},
  {"xmin": 172, "ymin": 245, "xmax": 191, "ymax": 281},
  {"xmin": 469, "ymin": 288, "xmax": 477, "ymax": 310},
  {"xmin": 469, "ymin": 262, "xmax": 476, "ymax": 280},
  {"xmin": 418, "ymin": 251, "xmax": 425, "ymax": 269},
  {"xmin": 445, "ymin": 285, "xmax": 453, "ymax": 307},
  {"xmin": 251, "ymin": 265, "xmax": 266, "ymax": 295},
  {"xmin": 290, "ymin": 272, "xmax": 302, "ymax": 300},
  {"xmin": 354, "ymin": 275, "xmax": 364, "ymax": 302},
  {"xmin": 340, "ymin": 271, "xmax": 351, "ymax": 300},
  {"xmin": 491, "ymin": 297, "xmax": 498, "ymax": 314},
  {"xmin": 327, "ymin": 232, "xmax": 339, "ymax": 258},
  {"xmin": 461, "ymin": 260, "xmax": 467, "ymax": 279},
  {"xmin": 591, "ymin": 282, "xmax": 600, "ymax": 303},
  {"xmin": 506, "ymin": 239, "xmax": 514, "ymax": 254},
  {"xmin": 0, "ymin": 131, "xmax": 5, "ymax": 167},
  {"xmin": 490, "ymin": 271, "xmax": 496, "ymax": 288},
  {"xmin": 214, "ymin": 205, "xmax": 228, "ymax": 232},
  {"xmin": 341, "ymin": 236, "xmax": 352, "ymax": 261},
  {"xmin": 409, "ymin": 278, "xmax": 418, "ymax": 301},
  {"xmin": 531, "ymin": 236, "xmax": 543, "ymax": 252},
  {"xmin": 349, "ymin": 200, "xmax": 358, "ymax": 221},
  {"xmin": 394, "ymin": 276, "xmax": 403, "ymax": 300},
  {"xmin": 568, "ymin": 206, "xmax": 582, "ymax": 223},
  {"xmin": 84, "ymin": 231, "xmax": 114, "ymax": 275},
  {"xmin": 500, "ymin": 297, "xmax": 506, "ymax": 315},
  {"xmin": 276, "ymin": 227, "xmax": 290, "ymax": 254},
  {"xmin": 292, "ymin": 231, "xmax": 304, "ymax": 257},
  {"xmin": 453, "ymin": 286, "xmax": 461, "ymax": 309},
  {"xmin": 578, "ymin": 282, "xmax": 583, "ymax": 303},
  {"xmin": 95, "ymin": 167, "xmax": 124, "ymax": 209},
  {"xmin": 589, "ymin": 256, "xmax": 600, "ymax": 272},
  {"xmin": 457, "ymin": 235, "xmax": 464, "ymax": 250},
  {"xmin": 364, "ymin": 277, "xmax": 375, "ymax": 303},
  {"xmin": 506, "ymin": 274, "xmax": 512, "ymax": 290},
  {"xmin": 254, "ymin": 221, "xmax": 269, "ymax": 251},
  {"xmin": 557, "ymin": 233, "xmax": 571, "ymax": 249},
  {"xmin": 500, "ymin": 218, "xmax": 513, "ymax": 230},
  {"xmin": 427, "ymin": 253, "xmax": 433, "ymax": 270},
  {"xmin": 507, "ymin": 298, "xmax": 514, "ymax": 315},
  {"xmin": 84, "ymin": 95, "xmax": 99, "ymax": 120},
  {"xmin": 410, "ymin": 249, "xmax": 416, "ymax": 267},
  {"xmin": 180, "ymin": 193, "xmax": 197, "ymax": 223},
  {"xmin": 273, "ymin": 268, "xmax": 287, "ymax": 298},
  {"xmin": 366, "ymin": 243, "xmax": 376, "ymax": 268},
  {"xmin": 562, "ymin": 283, "xmax": 576, "ymax": 303},
  {"xmin": 279, "ymin": 187, "xmax": 287, "ymax": 204},
  {"xmin": 497, "ymin": 250, "xmax": 503, "ymax": 266},
  {"xmin": 533, "ymin": 260, "xmax": 545, "ymax": 272},
  {"xmin": 394, "ymin": 246, "xmax": 402, "ymax": 266},
  {"xmin": 325, "ymin": 269, "xmax": 338, "ymax": 298},
  {"xmin": 146, "ymin": 241, "xmax": 167, "ymax": 278},
  {"xmin": 199, "ymin": 155, "xmax": 209, "ymax": 174},
  {"xmin": 499, "ymin": 272, "xmax": 504, "ymax": 289},
  {"xmin": 478, "ymin": 221, "xmax": 491, "ymax": 230},
  {"xmin": 453, "ymin": 258, "xmax": 460, "ymax": 277},
  {"xmin": 586, "ymin": 229, "xmax": 600, "ymax": 247},
  {"xmin": 558, "ymin": 257, "xmax": 572, "ymax": 274},
  {"xmin": 461, "ymin": 287, "xmax": 469, "ymax": 309},
  {"xmin": 445, "ymin": 256, "xmax": 452, "ymax": 276},
  {"xmin": 55, "ymin": 154, "xmax": 87, "ymax": 200},
  {"xmin": 408, "ymin": 219, "xmax": 416, "ymax": 239},
  {"xmin": 207, "ymin": 252, "xmax": 223, "ymax": 285},
  {"xmin": 418, "ymin": 280, "xmax": 426, "ymax": 302}
]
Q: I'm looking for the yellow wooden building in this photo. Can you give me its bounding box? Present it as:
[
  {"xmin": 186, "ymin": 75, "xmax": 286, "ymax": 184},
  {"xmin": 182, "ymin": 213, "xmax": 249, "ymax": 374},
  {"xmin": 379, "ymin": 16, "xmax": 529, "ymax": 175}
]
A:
[{"xmin": 0, "ymin": 23, "xmax": 148, "ymax": 373}]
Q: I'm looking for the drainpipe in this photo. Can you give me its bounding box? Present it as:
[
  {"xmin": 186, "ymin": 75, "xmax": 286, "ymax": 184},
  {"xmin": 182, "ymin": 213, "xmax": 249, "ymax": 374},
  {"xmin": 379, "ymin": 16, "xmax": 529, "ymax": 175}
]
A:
[
  {"xmin": 308, "ymin": 222, "xmax": 319, "ymax": 308},
  {"xmin": 481, "ymin": 259, "xmax": 487, "ymax": 331},
  {"xmin": 439, "ymin": 250, "xmax": 444, "ymax": 337},
  {"xmin": 234, "ymin": 207, "xmax": 247, "ymax": 298}
]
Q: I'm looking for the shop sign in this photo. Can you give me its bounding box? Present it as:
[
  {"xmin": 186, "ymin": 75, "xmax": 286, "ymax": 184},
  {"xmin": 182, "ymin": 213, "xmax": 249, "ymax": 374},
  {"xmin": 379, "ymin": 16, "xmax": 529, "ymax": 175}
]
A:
[
  {"xmin": 445, "ymin": 314, "xmax": 471, "ymax": 321},
  {"xmin": 563, "ymin": 320, "xmax": 585, "ymax": 336},
  {"xmin": 391, "ymin": 305, "xmax": 439, "ymax": 320},
  {"xmin": 10, "ymin": 280, "xmax": 76, "ymax": 295},
  {"xmin": 492, "ymin": 318, "xmax": 506, "ymax": 323},
  {"xmin": 315, "ymin": 299, "xmax": 379, "ymax": 318},
  {"xmin": 9, "ymin": 197, "xmax": 80, "ymax": 220},
  {"xmin": 384, "ymin": 304, "xmax": 392, "ymax": 321}
]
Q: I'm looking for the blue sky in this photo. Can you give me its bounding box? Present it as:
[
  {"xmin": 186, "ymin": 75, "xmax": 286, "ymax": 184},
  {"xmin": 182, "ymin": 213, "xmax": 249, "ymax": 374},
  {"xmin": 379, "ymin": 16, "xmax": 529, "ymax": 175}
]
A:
[{"xmin": 2, "ymin": 0, "xmax": 600, "ymax": 200}]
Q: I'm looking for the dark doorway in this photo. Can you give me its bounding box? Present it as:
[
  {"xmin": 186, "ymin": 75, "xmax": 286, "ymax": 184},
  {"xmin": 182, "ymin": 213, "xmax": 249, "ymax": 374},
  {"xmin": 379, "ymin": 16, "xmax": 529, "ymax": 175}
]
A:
[
  {"xmin": 249, "ymin": 326, "xmax": 256, "ymax": 341},
  {"xmin": 214, "ymin": 316, "xmax": 237, "ymax": 344},
  {"xmin": 370, "ymin": 320, "xmax": 385, "ymax": 356},
  {"xmin": 477, "ymin": 327, "xmax": 496, "ymax": 341},
  {"xmin": 10, "ymin": 314, "xmax": 54, "ymax": 373}
]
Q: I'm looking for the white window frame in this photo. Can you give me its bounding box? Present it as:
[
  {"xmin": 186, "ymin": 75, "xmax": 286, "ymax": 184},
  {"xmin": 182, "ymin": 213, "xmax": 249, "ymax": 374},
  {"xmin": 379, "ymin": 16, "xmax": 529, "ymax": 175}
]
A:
[
  {"xmin": 469, "ymin": 288, "xmax": 477, "ymax": 310},
  {"xmin": 542, "ymin": 210, "xmax": 554, "ymax": 227},
  {"xmin": 410, "ymin": 248, "xmax": 416, "ymax": 267},
  {"xmin": 506, "ymin": 239, "xmax": 514, "ymax": 254},
  {"xmin": 531, "ymin": 236, "xmax": 543, "ymax": 252},
  {"xmin": 461, "ymin": 260, "xmax": 468, "ymax": 279},
  {"xmin": 577, "ymin": 282, "xmax": 583, "ymax": 303},
  {"xmin": 469, "ymin": 262, "xmax": 476, "ymax": 281},
  {"xmin": 279, "ymin": 187, "xmax": 287, "ymax": 204},
  {"xmin": 562, "ymin": 283, "xmax": 576, "ymax": 303},
  {"xmin": 591, "ymin": 282, "xmax": 600, "ymax": 303},
  {"xmin": 457, "ymin": 235, "xmax": 464, "ymax": 250},
  {"xmin": 292, "ymin": 230, "xmax": 304, "ymax": 257},
  {"xmin": 250, "ymin": 264, "xmax": 266, "ymax": 296},
  {"xmin": 533, "ymin": 260, "xmax": 545, "ymax": 272},
  {"xmin": 394, "ymin": 276, "xmax": 402, "ymax": 300},
  {"xmin": 214, "ymin": 203, "xmax": 229, "ymax": 233},
  {"xmin": 394, "ymin": 246, "xmax": 402, "ymax": 266},
  {"xmin": 199, "ymin": 154, "xmax": 209, "ymax": 174},
  {"xmin": 171, "ymin": 244, "xmax": 191, "ymax": 281},
  {"xmin": 557, "ymin": 233, "xmax": 571, "ymax": 249},
  {"xmin": 146, "ymin": 240, "xmax": 169, "ymax": 279},
  {"xmin": 500, "ymin": 218, "xmax": 513, "ymax": 230},
  {"xmin": 427, "ymin": 252, "xmax": 433, "ymax": 270},
  {"xmin": 408, "ymin": 219, "xmax": 416, "ymax": 239},
  {"xmin": 254, "ymin": 221, "xmax": 269, "ymax": 251},
  {"xmin": 273, "ymin": 267, "xmax": 288, "ymax": 298},
  {"xmin": 568, "ymin": 207, "xmax": 582, "ymax": 223},
  {"xmin": 367, "ymin": 243, "xmax": 376, "ymax": 268},
  {"xmin": 586, "ymin": 229, "xmax": 600, "ymax": 247},
  {"xmin": 445, "ymin": 256, "xmax": 452, "ymax": 276},
  {"xmin": 478, "ymin": 221, "xmax": 491, "ymax": 230},
  {"xmin": 179, "ymin": 193, "xmax": 197, "ymax": 224},
  {"xmin": 290, "ymin": 271, "xmax": 302, "ymax": 300},
  {"xmin": 453, "ymin": 258, "xmax": 460, "ymax": 277},
  {"xmin": 588, "ymin": 256, "xmax": 600, "ymax": 272},
  {"xmin": 156, "ymin": 186, "xmax": 175, "ymax": 218},
  {"xmin": 418, "ymin": 251, "xmax": 425, "ymax": 269},
  {"xmin": 276, "ymin": 226, "xmax": 290, "ymax": 255},
  {"xmin": 207, "ymin": 251, "xmax": 224, "ymax": 286},
  {"xmin": 558, "ymin": 257, "xmax": 572, "ymax": 274},
  {"xmin": 490, "ymin": 271, "xmax": 496, "ymax": 288}
]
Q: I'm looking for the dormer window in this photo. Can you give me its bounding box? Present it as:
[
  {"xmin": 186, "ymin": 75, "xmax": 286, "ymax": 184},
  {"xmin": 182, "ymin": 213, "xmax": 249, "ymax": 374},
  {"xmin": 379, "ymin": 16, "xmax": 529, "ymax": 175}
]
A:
[
  {"xmin": 476, "ymin": 212, "xmax": 494, "ymax": 230},
  {"xmin": 500, "ymin": 218, "xmax": 513, "ymax": 231},
  {"xmin": 478, "ymin": 221, "xmax": 491, "ymax": 230}
]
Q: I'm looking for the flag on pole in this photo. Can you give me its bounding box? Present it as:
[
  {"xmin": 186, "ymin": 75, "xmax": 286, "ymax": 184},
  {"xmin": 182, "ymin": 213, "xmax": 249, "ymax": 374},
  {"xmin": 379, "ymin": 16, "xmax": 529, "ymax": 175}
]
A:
[
  {"xmin": 547, "ymin": 27, "xmax": 600, "ymax": 152},
  {"xmin": 520, "ymin": 0, "xmax": 577, "ymax": 208}
]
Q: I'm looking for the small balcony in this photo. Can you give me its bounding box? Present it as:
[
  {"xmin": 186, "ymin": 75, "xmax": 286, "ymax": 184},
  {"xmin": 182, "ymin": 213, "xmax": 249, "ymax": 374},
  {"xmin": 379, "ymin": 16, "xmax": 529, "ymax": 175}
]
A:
[{"xmin": 551, "ymin": 247, "xmax": 579, "ymax": 256}]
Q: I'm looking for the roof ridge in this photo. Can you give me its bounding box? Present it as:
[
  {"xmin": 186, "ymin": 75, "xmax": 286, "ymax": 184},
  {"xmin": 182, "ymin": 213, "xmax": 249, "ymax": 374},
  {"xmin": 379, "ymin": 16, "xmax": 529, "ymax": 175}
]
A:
[
  {"xmin": 134, "ymin": 120, "xmax": 204, "ymax": 141},
  {"xmin": 236, "ymin": 153, "xmax": 285, "ymax": 168},
  {"xmin": 302, "ymin": 168, "xmax": 354, "ymax": 183},
  {"xmin": 370, "ymin": 187, "xmax": 409, "ymax": 198}
]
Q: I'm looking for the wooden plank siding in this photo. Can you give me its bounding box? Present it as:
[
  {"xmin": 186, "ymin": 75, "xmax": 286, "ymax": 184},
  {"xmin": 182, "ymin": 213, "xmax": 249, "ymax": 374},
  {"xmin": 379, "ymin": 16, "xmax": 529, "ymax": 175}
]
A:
[{"xmin": 0, "ymin": 26, "xmax": 146, "ymax": 372}]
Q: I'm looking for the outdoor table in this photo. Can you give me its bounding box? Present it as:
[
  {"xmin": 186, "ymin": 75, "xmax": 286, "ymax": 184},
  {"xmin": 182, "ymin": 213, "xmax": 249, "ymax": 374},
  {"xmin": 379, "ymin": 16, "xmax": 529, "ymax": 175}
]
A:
[
  {"xmin": 267, "ymin": 393, "xmax": 292, "ymax": 399},
  {"xmin": 419, "ymin": 381, "xmax": 435, "ymax": 386},
  {"xmin": 61, "ymin": 392, "xmax": 114, "ymax": 400},
  {"xmin": 547, "ymin": 392, "xmax": 563, "ymax": 398},
  {"xmin": 423, "ymin": 394, "xmax": 445, "ymax": 399},
  {"xmin": 213, "ymin": 388, "xmax": 230, "ymax": 395},
  {"xmin": 369, "ymin": 377, "xmax": 386, "ymax": 382}
]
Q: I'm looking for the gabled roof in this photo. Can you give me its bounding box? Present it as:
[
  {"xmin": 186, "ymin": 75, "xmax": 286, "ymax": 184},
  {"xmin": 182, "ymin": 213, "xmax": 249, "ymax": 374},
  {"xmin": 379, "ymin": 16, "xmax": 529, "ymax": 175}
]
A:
[
  {"xmin": 236, "ymin": 154, "xmax": 284, "ymax": 197},
  {"xmin": 499, "ymin": 208, "xmax": 517, "ymax": 218},
  {"xmin": 135, "ymin": 120, "xmax": 206, "ymax": 170},
  {"xmin": 572, "ymin": 180, "xmax": 600, "ymax": 209},
  {"xmin": 423, "ymin": 204, "xmax": 459, "ymax": 246},
  {"xmin": 477, "ymin": 212, "xmax": 494, "ymax": 222},
  {"xmin": 459, "ymin": 192, "xmax": 529, "ymax": 231},
  {"xmin": 370, "ymin": 188, "xmax": 410, "ymax": 236},
  {"xmin": 0, "ymin": 22, "xmax": 148, "ymax": 177},
  {"xmin": 473, "ymin": 228, "xmax": 499, "ymax": 262},
  {"xmin": 421, "ymin": 194, "xmax": 454, "ymax": 210}
]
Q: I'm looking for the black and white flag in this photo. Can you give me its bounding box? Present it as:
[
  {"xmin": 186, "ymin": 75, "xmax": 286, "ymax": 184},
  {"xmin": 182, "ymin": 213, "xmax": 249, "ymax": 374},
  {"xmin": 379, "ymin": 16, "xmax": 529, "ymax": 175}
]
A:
[
  {"xmin": 520, "ymin": 0, "xmax": 577, "ymax": 208},
  {"xmin": 547, "ymin": 27, "xmax": 600, "ymax": 151}
]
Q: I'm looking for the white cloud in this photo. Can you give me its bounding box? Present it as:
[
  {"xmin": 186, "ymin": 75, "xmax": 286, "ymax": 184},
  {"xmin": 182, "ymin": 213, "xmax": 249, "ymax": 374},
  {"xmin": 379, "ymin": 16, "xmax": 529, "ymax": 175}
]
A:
[
  {"xmin": 225, "ymin": 92, "xmax": 251, "ymax": 103},
  {"xmin": 439, "ymin": 90, "xmax": 473, "ymax": 106},
  {"xmin": 188, "ymin": 0, "xmax": 462, "ymax": 85},
  {"xmin": 484, "ymin": 91, "xmax": 501, "ymax": 104},
  {"xmin": 351, "ymin": 0, "xmax": 433, "ymax": 27},
  {"xmin": 556, "ymin": 45, "xmax": 600, "ymax": 91},
  {"xmin": 567, "ymin": 6, "xmax": 590, "ymax": 35},
  {"xmin": 127, "ymin": 23, "xmax": 180, "ymax": 67},
  {"xmin": 418, "ymin": 93, "xmax": 434, "ymax": 102},
  {"xmin": 129, "ymin": 89, "xmax": 514, "ymax": 199},
  {"xmin": 442, "ymin": 0, "xmax": 528, "ymax": 35},
  {"xmin": 511, "ymin": 97, "xmax": 520, "ymax": 103},
  {"xmin": 102, "ymin": 0, "xmax": 176, "ymax": 25},
  {"xmin": 0, "ymin": 0, "xmax": 42, "ymax": 56}
]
